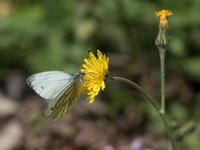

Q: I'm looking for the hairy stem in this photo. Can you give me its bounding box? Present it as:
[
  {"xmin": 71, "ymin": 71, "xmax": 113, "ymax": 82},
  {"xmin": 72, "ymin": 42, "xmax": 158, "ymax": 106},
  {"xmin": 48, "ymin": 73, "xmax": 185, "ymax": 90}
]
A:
[
  {"xmin": 112, "ymin": 77, "xmax": 159, "ymax": 110},
  {"xmin": 112, "ymin": 76, "xmax": 177, "ymax": 150},
  {"xmin": 159, "ymin": 48, "xmax": 166, "ymax": 114}
]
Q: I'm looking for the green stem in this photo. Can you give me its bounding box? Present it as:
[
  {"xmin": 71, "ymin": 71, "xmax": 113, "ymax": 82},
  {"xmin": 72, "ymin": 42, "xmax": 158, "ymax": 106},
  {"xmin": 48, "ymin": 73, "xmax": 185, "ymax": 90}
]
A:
[
  {"xmin": 159, "ymin": 48, "xmax": 166, "ymax": 114},
  {"xmin": 160, "ymin": 113, "xmax": 177, "ymax": 150},
  {"xmin": 112, "ymin": 77, "xmax": 159, "ymax": 110},
  {"xmin": 112, "ymin": 76, "xmax": 177, "ymax": 150}
]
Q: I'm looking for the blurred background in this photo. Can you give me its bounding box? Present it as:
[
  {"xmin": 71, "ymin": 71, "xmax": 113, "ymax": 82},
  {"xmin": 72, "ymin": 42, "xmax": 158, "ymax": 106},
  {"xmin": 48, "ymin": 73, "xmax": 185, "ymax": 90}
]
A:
[{"xmin": 0, "ymin": 0, "xmax": 200, "ymax": 150}]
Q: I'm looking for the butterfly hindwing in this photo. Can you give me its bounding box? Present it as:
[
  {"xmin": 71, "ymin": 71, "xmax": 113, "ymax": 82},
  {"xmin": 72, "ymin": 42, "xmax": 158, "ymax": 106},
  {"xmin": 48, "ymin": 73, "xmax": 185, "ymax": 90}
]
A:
[{"xmin": 43, "ymin": 81, "xmax": 81, "ymax": 119}]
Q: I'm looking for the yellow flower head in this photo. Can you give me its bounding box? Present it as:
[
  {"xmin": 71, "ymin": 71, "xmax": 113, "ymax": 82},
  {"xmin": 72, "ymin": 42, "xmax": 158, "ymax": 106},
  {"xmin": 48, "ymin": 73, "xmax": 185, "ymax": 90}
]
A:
[
  {"xmin": 155, "ymin": 10, "xmax": 173, "ymax": 28},
  {"xmin": 81, "ymin": 50, "xmax": 109, "ymax": 103}
]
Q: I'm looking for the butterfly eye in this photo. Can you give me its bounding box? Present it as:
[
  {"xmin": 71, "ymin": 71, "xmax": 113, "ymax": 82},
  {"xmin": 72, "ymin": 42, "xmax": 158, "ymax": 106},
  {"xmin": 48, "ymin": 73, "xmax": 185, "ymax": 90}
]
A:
[{"xmin": 88, "ymin": 49, "xmax": 91, "ymax": 54}]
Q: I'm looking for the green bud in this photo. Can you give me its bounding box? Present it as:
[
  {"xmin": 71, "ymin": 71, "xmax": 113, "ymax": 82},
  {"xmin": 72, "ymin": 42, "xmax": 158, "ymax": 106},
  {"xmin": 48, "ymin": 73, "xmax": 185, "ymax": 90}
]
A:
[{"xmin": 155, "ymin": 26, "xmax": 169, "ymax": 50}]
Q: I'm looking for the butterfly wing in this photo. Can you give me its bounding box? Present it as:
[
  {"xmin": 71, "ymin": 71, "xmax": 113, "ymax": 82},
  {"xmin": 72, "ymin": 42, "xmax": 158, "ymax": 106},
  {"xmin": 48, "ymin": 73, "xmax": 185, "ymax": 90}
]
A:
[
  {"xmin": 26, "ymin": 71, "xmax": 74, "ymax": 100},
  {"xmin": 27, "ymin": 71, "xmax": 83, "ymax": 119},
  {"xmin": 43, "ymin": 80, "xmax": 81, "ymax": 119}
]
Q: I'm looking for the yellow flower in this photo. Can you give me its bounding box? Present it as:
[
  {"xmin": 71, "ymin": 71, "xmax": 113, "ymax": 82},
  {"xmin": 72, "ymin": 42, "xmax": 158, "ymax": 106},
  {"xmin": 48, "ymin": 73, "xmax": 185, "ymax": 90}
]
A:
[
  {"xmin": 155, "ymin": 10, "xmax": 173, "ymax": 28},
  {"xmin": 81, "ymin": 50, "xmax": 109, "ymax": 103}
]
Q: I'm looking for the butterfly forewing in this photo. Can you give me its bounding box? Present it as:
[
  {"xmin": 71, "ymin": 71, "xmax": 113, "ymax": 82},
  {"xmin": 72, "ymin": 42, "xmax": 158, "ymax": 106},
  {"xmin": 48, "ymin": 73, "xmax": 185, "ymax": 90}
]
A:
[{"xmin": 26, "ymin": 71, "xmax": 74, "ymax": 100}]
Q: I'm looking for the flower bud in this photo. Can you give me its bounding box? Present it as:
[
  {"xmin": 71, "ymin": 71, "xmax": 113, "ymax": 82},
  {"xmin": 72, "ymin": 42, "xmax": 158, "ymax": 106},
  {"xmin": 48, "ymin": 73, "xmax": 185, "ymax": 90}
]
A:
[{"xmin": 155, "ymin": 10, "xmax": 173, "ymax": 49}]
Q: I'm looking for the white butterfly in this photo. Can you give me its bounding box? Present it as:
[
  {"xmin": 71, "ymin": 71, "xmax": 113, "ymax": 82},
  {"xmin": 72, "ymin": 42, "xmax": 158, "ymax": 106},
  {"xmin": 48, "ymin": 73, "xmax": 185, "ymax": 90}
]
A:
[{"xmin": 26, "ymin": 71, "xmax": 84, "ymax": 119}]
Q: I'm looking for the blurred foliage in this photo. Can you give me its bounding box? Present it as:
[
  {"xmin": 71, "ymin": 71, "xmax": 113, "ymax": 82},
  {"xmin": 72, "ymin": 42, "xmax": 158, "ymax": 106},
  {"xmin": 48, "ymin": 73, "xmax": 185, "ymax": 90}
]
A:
[{"xmin": 0, "ymin": 0, "xmax": 200, "ymax": 149}]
